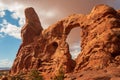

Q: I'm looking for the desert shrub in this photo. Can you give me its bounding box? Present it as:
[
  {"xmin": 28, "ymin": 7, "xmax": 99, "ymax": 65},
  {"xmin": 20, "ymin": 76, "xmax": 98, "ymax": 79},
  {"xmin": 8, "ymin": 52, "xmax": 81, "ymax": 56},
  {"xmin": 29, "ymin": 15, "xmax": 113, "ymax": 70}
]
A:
[
  {"xmin": 0, "ymin": 71, "xmax": 9, "ymax": 79},
  {"xmin": 52, "ymin": 67, "xmax": 64, "ymax": 80},
  {"xmin": 0, "ymin": 72, "xmax": 3, "ymax": 78},
  {"xmin": 28, "ymin": 69, "xmax": 43, "ymax": 80},
  {"xmin": 10, "ymin": 72, "xmax": 25, "ymax": 80},
  {"xmin": 0, "ymin": 71, "xmax": 8, "ymax": 76}
]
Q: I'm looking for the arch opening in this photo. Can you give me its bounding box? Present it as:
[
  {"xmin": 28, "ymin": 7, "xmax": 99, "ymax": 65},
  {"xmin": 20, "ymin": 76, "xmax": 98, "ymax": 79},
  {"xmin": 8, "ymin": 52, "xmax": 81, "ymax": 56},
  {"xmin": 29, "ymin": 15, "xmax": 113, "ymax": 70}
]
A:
[{"xmin": 66, "ymin": 27, "xmax": 81, "ymax": 59}]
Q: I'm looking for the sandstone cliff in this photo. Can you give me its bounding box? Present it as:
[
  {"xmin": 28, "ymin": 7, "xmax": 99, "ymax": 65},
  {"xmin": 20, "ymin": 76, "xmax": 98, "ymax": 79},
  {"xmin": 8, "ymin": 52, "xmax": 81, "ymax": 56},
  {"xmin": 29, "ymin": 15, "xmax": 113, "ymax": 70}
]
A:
[{"xmin": 10, "ymin": 4, "xmax": 120, "ymax": 80}]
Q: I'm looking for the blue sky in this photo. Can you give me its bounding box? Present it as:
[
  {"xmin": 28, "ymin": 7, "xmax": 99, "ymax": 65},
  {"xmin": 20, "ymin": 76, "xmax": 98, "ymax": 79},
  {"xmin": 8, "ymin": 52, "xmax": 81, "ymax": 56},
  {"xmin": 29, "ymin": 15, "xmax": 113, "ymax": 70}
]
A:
[
  {"xmin": 0, "ymin": 10, "xmax": 22, "ymax": 67},
  {"xmin": 0, "ymin": 0, "xmax": 120, "ymax": 68}
]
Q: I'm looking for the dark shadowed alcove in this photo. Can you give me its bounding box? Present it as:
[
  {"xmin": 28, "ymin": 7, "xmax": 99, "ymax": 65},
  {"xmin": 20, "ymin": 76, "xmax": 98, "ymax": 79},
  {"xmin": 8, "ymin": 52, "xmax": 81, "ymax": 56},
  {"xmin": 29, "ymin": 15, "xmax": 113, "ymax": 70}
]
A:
[{"xmin": 46, "ymin": 42, "xmax": 58, "ymax": 55}]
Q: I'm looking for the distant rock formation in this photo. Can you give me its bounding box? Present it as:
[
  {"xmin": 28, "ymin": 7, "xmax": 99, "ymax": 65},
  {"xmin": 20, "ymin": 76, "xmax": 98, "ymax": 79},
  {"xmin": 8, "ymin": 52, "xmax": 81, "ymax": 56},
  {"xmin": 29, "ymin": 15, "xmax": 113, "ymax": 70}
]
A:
[{"xmin": 10, "ymin": 4, "xmax": 120, "ymax": 80}]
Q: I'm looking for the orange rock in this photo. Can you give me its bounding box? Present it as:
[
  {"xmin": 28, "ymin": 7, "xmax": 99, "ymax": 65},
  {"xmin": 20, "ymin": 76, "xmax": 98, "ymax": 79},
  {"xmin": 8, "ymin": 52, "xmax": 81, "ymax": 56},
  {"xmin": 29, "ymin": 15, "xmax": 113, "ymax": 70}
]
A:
[
  {"xmin": 21, "ymin": 7, "xmax": 43, "ymax": 46},
  {"xmin": 10, "ymin": 4, "xmax": 120, "ymax": 79},
  {"xmin": 75, "ymin": 4, "xmax": 120, "ymax": 71},
  {"xmin": 1, "ymin": 76, "xmax": 8, "ymax": 80}
]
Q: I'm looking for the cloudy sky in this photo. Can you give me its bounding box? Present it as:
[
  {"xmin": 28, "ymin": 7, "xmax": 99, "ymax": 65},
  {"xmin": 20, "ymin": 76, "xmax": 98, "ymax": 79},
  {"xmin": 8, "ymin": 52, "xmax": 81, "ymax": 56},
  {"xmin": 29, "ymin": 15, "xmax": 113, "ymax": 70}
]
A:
[{"xmin": 0, "ymin": 0, "xmax": 120, "ymax": 68}]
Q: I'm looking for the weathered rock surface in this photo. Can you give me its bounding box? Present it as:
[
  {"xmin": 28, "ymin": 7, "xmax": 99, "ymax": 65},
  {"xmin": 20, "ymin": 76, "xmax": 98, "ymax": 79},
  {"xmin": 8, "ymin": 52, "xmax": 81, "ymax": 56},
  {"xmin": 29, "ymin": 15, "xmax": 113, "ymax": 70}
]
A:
[
  {"xmin": 75, "ymin": 4, "xmax": 120, "ymax": 70},
  {"xmin": 21, "ymin": 7, "xmax": 43, "ymax": 46},
  {"xmin": 10, "ymin": 4, "xmax": 120, "ymax": 80}
]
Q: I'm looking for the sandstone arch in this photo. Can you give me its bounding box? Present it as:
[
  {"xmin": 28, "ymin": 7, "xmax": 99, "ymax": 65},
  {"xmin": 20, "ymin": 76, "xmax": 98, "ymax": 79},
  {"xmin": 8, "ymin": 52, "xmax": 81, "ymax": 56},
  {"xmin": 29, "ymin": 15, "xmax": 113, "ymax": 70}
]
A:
[
  {"xmin": 10, "ymin": 4, "xmax": 120, "ymax": 79},
  {"xmin": 11, "ymin": 7, "xmax": 84, "ymax": 76}
]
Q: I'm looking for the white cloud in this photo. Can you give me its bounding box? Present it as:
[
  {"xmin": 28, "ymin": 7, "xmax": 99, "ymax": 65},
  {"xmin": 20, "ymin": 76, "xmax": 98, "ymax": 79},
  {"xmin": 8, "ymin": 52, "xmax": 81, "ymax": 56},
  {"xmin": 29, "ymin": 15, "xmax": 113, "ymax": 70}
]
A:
[
  {"xmin": 19, "ymin": 18, "xmax": 25, "ymax": 26},
  {"xmin": 69, "ymin": 42, "xmax": 81, "ymax": 59},
  {"xmin": 0, "ymin": 1, "xmax": 25, "ymax": 26},
  {"xmin": 39, "ymin": 10, "xmax": 57, "ymax": 18},
  {"xmin": 0, "ymin": 19, "xmax": 21, "ymax": 39},
  {"xmin": 46, "ymin": 11, "xmax": 56, "ymax": 18},
  {"xmin": 0, "ymin": 10, "xmax": 5, "ymax": 17},
  {"xmin": 0, "ymin": 59, "xmax": 12, "ymax": 67},
  {"xmin": 2, "ymin": 19, "xmax": 7, "ymax": 25},
  {"xmin": 0, "ymin": 34, "xmax": 4, "ymax": 38},
  {"xmin": 0, "ymin": 1, "xmax": 25, "ymax": 39},
  {"xmin": 11, "ymin": 12, "xmax": 19, "ymax": 20},
  {"xmin": 0, "ymin": 0, "xmax": 52, "ymax": 28},
  {"xmin": 11, "ymin": 12, "xmax": 25, "ymax": 26},
  {"xmin": 0, "ymin": 1, "xmax": 24, "ymax": 17},
  {"xmin": 38, "ymin": 9, "xmax": 59, "ymax": 28}
]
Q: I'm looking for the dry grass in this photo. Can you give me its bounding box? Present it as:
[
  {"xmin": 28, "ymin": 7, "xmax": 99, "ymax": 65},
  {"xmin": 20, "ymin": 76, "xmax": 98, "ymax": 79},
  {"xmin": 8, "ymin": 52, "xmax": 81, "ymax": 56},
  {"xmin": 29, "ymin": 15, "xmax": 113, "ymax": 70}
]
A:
[{"xmin": 0, "ymin": 70, "xmax": 9, "ymax": 79}]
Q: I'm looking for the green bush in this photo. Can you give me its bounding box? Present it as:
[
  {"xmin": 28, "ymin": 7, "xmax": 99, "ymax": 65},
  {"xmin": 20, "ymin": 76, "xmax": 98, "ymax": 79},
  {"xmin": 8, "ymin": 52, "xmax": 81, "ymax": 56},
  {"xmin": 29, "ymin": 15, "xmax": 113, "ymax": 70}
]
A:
[
  {"xmin": 29, "ymin": 69, "xmax": 43, "ymax": 80},
  {"xmin": 53, "ymin": 67, "xmax": 64, "ymax": 80}
]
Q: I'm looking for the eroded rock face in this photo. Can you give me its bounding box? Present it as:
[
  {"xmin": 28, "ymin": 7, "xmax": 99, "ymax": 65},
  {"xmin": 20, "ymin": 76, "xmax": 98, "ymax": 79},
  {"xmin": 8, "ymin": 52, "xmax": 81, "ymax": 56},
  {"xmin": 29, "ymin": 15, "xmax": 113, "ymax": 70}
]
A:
[
  {"xmin": 10, "ymin": 4, "xmax": 120, "ymax": 79},
  {"xmin": 21, "ymin": 7, "xmax": 43, "ymax": 46},
  {"xmin": 75, "ymin": 4, "xmax": 120, "ymax": 71}
]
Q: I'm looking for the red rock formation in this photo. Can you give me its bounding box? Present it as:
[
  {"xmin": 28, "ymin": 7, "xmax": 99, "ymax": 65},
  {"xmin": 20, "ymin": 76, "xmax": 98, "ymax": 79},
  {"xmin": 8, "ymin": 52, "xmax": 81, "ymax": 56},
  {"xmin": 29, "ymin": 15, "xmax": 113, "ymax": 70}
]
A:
[
  {"xmin": 66, "ymin": 4, "xmax": 120, "ymax": 80},
  {"xmin": 10, "ymin": 4, "xmax": 120, "ymax": 80},
  {"xmin": 75, "ymin": 4, "xmax": 120, "ymax": 70},
  {"xmin": 21, "ymin": 7, "xmax": 43, "ymax": 46}
]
